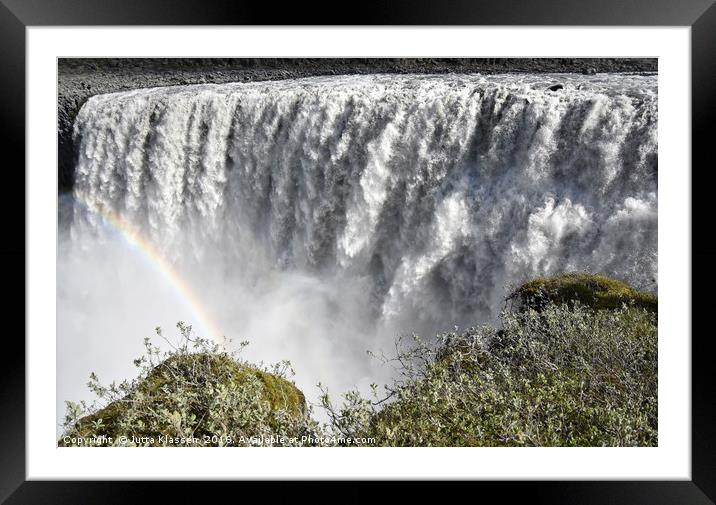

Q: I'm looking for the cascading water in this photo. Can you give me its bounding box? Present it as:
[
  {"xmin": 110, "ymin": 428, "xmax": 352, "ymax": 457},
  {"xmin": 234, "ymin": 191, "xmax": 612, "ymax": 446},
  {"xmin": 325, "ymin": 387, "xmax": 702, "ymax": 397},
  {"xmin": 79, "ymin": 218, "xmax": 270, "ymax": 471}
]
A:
[{"xmin": 58, "ymin": 73, "xmax": 657, "ymax": 426}]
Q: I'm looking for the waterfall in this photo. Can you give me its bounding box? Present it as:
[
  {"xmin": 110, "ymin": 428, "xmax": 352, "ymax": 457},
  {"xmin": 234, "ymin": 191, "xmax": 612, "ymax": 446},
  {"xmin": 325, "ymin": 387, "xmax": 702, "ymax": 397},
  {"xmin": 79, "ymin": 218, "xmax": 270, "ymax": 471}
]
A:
[{"xmin": 67, "ymin": 72, "xmax": 657, "ymax": 337}]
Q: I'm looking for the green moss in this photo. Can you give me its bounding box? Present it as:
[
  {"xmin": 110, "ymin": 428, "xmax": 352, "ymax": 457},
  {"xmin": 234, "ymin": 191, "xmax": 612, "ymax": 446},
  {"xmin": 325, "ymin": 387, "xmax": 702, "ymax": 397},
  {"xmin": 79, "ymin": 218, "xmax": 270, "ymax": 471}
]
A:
[
  {"xmin": 144, "ymin": 353, "xmax": 306, "ymax": 416},
  {"xmin": 252, "ymin": 368, "xmax": 306, "ymax": 417},
  {"xmin": 508, "ymin": 272, "xmax": 657, "ymax": 313},
  {"xmin": 60, "ymin": 352, "xmax": 305, "ymax": 445}
]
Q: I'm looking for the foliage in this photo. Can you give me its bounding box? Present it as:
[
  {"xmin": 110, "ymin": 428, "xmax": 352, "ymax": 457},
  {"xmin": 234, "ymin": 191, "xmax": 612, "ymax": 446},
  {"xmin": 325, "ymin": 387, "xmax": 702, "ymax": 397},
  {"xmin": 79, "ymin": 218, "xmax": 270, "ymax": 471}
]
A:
[
  {"xmin": 320, "ymin": 302, "xmax": 657, "ymax": 447},
  {"xmin": 62, "ymin": 275, "xmax": 658, "ymax": 447},
  {"xmin": 60, "ymin": 322, "xmax": 321, "ymax": 446},
  {"xmin": 507, "ymin": 272, "xmax": 657, "ymax": 313}
]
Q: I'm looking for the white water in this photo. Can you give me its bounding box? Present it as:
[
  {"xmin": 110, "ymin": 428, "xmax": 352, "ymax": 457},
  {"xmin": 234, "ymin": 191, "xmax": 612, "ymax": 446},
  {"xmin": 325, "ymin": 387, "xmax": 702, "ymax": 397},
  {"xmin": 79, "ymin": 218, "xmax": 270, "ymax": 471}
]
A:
[{"xmin": 58, "ymin": 73, "xmax": 657, "ymax": 428}]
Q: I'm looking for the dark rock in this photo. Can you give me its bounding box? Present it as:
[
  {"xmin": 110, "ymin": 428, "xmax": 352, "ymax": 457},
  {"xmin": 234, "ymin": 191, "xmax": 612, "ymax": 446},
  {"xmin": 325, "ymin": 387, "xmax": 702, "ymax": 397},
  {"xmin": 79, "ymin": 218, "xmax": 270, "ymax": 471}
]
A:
[{"xmin": 547, "ymin": 84, "xmax": 564, "ymax": 92}]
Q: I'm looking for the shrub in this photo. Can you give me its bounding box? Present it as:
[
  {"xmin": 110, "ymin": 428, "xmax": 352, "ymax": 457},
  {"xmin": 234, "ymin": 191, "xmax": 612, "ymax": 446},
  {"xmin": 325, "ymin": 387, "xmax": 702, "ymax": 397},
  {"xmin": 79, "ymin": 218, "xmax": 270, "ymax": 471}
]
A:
[
  {"xmin": 59, "ymin": 323, "xmax": 319, "ymax": 446},
  {"xmin": 62, "ymin": 274, "xmax": 658, "ymax": 447},
  {"xmin": 321, "ymin": 302, "xmax": 657, "ymax": 447},
  {"xmin": 507, "ymin": 272, "xmax": 657, "ymax": 313}
]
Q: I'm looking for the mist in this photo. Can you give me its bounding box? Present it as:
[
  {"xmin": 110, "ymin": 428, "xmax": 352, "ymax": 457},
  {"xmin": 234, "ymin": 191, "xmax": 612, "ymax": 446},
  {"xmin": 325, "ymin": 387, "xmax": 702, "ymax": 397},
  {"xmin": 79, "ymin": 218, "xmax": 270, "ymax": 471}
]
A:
[{"xmin": 57, "ymin": 73, "xmax": 658, "ymax": 433}]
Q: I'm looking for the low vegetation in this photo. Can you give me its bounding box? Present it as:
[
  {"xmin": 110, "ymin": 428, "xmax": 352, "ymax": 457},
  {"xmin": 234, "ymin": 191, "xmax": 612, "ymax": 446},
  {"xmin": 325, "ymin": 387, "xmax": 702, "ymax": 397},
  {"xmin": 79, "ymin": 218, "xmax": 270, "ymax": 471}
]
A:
[
  {"xmin": 60, "ymin": 323, "xmax": 320, "ymax": 446},
  {"xmin": 61, "ymin": 273, "xmax": 658, "ymax": 447},
  {"xmin": 322, "ymin": 302, "xmax": 657, "ymax": 446}
]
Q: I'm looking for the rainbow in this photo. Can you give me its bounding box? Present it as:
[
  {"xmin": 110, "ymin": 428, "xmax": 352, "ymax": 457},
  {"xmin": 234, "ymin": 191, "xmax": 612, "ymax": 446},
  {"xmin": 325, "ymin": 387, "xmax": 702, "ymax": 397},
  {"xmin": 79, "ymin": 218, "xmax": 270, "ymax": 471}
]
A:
[{"xmin": 70, "ymin": 196, "xmax": 223, "ymax": 340}]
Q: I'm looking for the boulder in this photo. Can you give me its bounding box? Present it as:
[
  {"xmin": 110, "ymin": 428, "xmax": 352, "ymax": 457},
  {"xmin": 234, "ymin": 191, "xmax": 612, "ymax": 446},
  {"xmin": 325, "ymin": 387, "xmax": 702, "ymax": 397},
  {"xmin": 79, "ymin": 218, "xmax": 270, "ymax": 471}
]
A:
[{"xmin": 507, "ymin": 272, "xmax": 657, "ymax": 313}]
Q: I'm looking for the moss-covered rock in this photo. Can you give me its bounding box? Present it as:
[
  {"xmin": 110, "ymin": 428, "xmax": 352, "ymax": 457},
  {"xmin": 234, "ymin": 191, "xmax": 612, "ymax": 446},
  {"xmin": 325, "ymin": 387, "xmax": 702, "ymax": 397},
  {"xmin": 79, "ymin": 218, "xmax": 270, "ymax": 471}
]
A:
[
  {"xmin": 507, "ymin": 272, "xmax": 657, "ymax": 313},
  {"xmin": 60, "ymin": 352, "xmax": 306, "ymax": 445}
]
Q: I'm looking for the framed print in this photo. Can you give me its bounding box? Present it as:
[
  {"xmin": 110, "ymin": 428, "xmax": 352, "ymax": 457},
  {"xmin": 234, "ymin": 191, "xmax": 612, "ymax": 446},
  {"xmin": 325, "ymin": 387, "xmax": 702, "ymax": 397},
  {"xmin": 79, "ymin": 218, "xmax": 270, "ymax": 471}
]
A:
[{"xmin": 5, "ymin": 0, "xmax": 715, "ymax": 501}]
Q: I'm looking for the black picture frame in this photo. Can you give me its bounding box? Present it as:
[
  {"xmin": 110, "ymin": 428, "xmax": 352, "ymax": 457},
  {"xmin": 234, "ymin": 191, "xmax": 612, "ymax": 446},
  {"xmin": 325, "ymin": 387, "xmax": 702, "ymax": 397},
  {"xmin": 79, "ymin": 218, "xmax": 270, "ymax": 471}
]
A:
[{"xmin": 3, "ymin": 0, "xmax": 714, "ymax": 501}]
